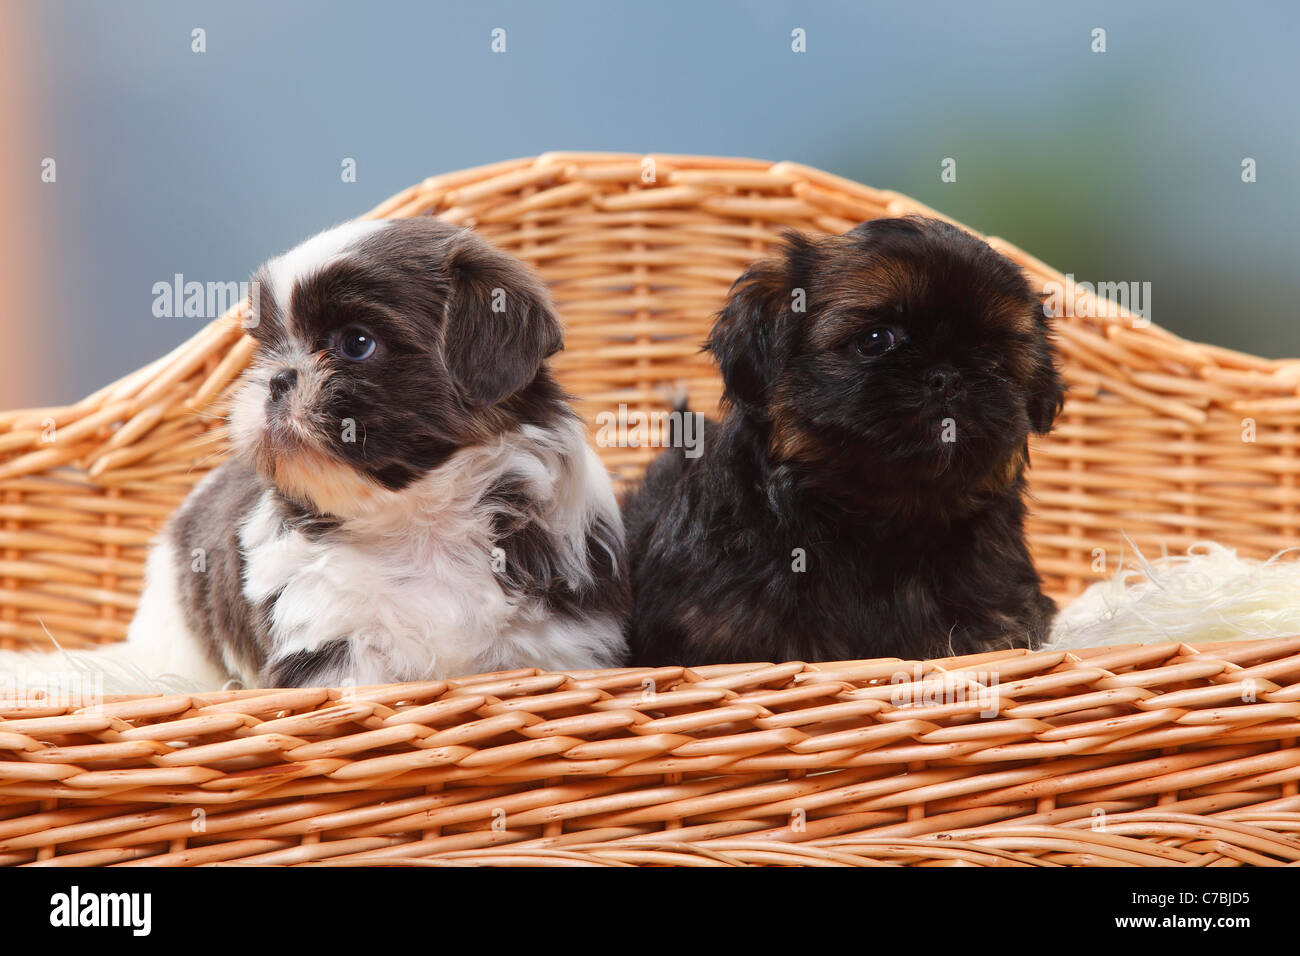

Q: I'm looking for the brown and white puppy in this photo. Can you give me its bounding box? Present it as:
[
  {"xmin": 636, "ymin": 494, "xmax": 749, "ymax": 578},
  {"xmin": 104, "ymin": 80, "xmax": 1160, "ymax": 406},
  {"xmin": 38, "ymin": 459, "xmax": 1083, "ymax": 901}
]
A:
[
  {"xmin": 623, "ymin": 217, "xmax": 1065, "ymax": 666},
  {"xmin": 123, "ymin": 218, "xmax": 628, "ymax": 688}
]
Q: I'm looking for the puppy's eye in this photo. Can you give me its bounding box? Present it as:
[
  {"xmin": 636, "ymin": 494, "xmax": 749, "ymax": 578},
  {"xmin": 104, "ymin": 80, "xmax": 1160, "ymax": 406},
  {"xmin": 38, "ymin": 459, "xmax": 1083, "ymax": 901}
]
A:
[
  {"xmin": 338, "ymin": 326, "xmax": 377, "ymax": 361},
  {"xmin": 856, "ymin": 327, "xmax": 897, "ymax": 357}
]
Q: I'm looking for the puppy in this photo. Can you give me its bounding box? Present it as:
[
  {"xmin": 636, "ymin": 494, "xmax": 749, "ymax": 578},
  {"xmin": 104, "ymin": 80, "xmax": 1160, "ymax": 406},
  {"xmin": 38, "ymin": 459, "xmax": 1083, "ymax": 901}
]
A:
[
  {"xmin": 623, "ymin": 217, "xmax": 1065, "ymax": 666},
  {"xmin": 121, "ymin": 218, "xmax": 628, "ymax": 688}
]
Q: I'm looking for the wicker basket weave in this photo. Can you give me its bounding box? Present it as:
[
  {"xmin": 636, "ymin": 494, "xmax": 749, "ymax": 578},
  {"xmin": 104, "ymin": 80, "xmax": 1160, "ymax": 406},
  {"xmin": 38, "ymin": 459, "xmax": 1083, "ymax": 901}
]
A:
[
  {"xmin": 2, "ymin": 642, "xmax": 1300, "ymax": 866},
  {"xmin": 1, "ymin": 153, "xmax": 1298, "ymax": 866}
]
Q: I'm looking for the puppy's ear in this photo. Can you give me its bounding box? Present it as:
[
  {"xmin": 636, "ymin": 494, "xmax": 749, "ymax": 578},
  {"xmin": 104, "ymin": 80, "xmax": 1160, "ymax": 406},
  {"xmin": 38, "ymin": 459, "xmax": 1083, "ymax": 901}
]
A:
[
  {"xmin": 706, "ymin": 234, "xmax": 812, "ymax": 410},
  {"xmin": 1026, "ymin": 324, "xmax": 1066, "ymax": 434},
  {"xmin": 441, "ymin": 233, "xmax": 563, "ymax": 408}
]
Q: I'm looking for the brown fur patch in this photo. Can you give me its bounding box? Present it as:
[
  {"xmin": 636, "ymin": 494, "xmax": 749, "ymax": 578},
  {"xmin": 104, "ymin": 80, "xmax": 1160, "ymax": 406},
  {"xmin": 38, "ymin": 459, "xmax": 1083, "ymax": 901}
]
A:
[
  {"xmin": 804, "ymin": 241, "xmax": 926, "ymax": 350},
  {"xmin": 768, "ymin": 409, "xmax": 825, "ymax": 463},
  {"xmin": 975, "ymin": 445, "xmax": 1029, "ymax": 495},
  {"xmin": 272, "ymin": 446, "xmax": 391, "ymax": 518}
]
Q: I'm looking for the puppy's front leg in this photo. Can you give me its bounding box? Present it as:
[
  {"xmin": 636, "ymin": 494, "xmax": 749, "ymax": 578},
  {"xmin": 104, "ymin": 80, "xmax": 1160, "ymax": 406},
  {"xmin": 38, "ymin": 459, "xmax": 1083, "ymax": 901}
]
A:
[{"xmin": 260, "ymin": 638, "xmax": 354, "ymax": 688}]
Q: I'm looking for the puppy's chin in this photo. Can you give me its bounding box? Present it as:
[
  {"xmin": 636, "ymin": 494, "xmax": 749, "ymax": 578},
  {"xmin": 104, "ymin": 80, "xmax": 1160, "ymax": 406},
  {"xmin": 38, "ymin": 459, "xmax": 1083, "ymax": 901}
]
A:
[
  {"xmin": 881, "ymin": 422, "xmax": 1028, "ymax": 501},
  {"xmin": 228, "ymin": 380, "xmax": 392, "ymax": 519},
  {"xmin": 773, "ymin": 413, "xmax": 1029, "ymax": 518},
  {"xmin": 909, "ymin": 437, "xmax": 1025, "ymax": 493},
  {"xmin": 267, "ymin": 447, "xmax": 391, "ymax": 518}
]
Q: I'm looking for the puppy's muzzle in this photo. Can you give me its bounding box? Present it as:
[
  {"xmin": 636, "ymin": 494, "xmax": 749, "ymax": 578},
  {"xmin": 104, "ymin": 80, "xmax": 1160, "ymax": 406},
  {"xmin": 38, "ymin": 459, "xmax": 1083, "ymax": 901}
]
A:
[{"xmin": 269, "ymin": 368, "xmax": 298, "ymax": 402}]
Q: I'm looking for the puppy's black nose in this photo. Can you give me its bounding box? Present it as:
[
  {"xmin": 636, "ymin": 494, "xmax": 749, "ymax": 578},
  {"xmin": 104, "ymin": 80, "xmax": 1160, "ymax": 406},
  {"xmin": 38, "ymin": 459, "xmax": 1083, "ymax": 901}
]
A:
[
  {"xmin": 927, "ymin": 367, "xmax": 962, "ymax": 400},
  {"xmin": 269, "ymin": 368, "xmax": 298, "ymax": 401}
]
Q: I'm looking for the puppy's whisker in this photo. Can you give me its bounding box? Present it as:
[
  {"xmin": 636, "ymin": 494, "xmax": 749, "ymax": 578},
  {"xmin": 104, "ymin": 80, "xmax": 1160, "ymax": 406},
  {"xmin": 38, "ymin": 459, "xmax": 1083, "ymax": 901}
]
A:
[{"xmin": 188, "ymin": 448, "xmax": 232, "ymax": 474}]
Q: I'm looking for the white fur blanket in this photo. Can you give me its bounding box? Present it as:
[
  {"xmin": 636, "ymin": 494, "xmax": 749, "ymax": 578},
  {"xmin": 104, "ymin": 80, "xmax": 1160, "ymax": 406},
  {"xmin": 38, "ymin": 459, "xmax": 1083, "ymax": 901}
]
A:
[{"xmin": 1045, "ymin": 540, "xmax": 1300, "ymax": 650}]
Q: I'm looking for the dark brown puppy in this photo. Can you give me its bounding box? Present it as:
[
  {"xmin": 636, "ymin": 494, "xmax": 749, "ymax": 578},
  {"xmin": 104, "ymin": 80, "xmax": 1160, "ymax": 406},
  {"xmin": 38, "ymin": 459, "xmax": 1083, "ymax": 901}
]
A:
[{"xmin": 623, "ymin": 216, "xmax": 1065, "ymax": 666}]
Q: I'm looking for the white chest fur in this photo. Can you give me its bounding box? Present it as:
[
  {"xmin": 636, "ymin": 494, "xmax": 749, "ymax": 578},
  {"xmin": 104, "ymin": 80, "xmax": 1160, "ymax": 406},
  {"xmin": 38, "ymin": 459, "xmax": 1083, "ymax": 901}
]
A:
[
  {"xmin": 238, "ymin": 423, "xmax": 624, "ymax": 685},
  {"xmin": 239, "ymin": 490, "xmax": 508, "ymax": 683}
]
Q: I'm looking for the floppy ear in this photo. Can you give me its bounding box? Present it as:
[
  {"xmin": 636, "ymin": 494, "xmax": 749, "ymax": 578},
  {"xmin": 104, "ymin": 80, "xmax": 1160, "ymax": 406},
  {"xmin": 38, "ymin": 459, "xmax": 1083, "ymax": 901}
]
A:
[
  {"xmin": 441, "ymin": 233, "xmax": 563, "ymax": 408},
  {"xmin": 1026, "ymin": 321, "xmax": 1066, "ymax": 434},
  {"xmin": 706, "ymin": 234, "xmax": 811, "ymax": 411}
]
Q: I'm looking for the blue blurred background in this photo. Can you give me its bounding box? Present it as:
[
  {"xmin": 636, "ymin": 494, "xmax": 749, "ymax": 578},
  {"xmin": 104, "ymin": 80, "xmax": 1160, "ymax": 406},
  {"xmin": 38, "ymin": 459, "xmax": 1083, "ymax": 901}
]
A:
[{"xmin": 1, "ymin": 0, "xmax": 1296, "ymax": 407}]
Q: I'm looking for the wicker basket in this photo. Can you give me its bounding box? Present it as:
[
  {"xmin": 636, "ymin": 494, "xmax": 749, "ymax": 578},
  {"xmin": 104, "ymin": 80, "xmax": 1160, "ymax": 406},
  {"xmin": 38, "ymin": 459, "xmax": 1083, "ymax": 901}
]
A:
[{"xmin": 1, "ymin": 153, "xmax": 1298, "ymax": 866}]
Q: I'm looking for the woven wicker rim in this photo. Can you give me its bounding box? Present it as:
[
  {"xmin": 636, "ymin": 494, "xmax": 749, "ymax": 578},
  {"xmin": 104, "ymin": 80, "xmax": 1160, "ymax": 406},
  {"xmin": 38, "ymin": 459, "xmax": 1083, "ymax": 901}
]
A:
[{"xmin": 2, "ymin": 637, "xmax": 1299, "ymax": 866}]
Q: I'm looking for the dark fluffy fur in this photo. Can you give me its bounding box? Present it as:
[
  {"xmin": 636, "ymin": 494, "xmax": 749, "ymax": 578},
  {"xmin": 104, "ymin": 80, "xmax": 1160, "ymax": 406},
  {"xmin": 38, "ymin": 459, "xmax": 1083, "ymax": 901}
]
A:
[{"xmin": 623, "ymin": 217, "xmax": 1065, "ymax": 666}]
